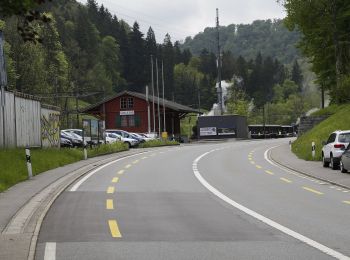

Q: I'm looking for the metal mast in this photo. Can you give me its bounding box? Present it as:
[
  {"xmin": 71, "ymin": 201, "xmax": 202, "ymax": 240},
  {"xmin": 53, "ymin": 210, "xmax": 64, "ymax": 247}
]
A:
[
  {"xmin": 162, "ymin": 60, "xmax": 166, "ymax": 132},
  {"xmin": 216, "ymin": 8, "xmax": 223, "ymax": 115},
  {"xmin": 151, "ymin": 55, "xmax": 156, "ymax": 132}
]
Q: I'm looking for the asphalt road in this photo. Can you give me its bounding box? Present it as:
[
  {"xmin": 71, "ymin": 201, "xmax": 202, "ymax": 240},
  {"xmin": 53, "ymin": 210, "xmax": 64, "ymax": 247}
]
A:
[{"xmin": 36, "ymin": 139, "xmax": 350, "ymax": 260}]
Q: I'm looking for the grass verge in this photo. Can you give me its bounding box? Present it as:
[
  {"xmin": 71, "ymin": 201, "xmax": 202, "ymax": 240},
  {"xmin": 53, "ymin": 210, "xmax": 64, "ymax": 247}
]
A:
[
  {"xmin": 138, "ymin": 139, "xmax": 179, "ymax": 148},
  {"xmin": 293, "ymin": 104, "xmax": 350, "ymax": 161},
  {"xmin": 0, "ymin": 142, "xmax": 129, "ymax": 193}
]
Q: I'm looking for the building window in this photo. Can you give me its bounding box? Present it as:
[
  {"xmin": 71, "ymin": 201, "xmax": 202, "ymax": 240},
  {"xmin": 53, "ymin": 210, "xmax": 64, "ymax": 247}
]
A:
[
  {"xmin": 116, "ymin": 115, "xmax": 140, "ymax": 128},
  {"xmin": 120, "ymin": 97, "xmax": 134, "ymax": 109}
]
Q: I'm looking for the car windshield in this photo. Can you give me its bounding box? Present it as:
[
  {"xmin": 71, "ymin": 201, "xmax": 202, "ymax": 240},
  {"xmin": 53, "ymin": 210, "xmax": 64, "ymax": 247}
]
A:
[{"xmin": 338, "ymin": 133, "xmax": 350, "ymax": 143}]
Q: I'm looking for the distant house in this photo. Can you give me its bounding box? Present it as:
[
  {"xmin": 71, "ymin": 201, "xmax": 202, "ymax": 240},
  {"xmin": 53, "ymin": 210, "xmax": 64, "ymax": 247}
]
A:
[{"xmin": 81, "ymin": 90, "xmax": 200, "ymax": 136}]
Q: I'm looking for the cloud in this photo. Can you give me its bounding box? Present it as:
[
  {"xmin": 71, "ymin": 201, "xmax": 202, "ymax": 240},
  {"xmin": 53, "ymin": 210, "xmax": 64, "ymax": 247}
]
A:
[{"xmin": 78, "ymin": 0, "xmax": 286, "ymax": 42}]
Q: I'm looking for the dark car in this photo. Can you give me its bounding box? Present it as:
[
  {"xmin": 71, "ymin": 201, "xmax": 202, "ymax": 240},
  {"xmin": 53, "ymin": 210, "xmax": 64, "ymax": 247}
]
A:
[
  {"xmin": 61, "ymin": 131, "xmax": 84, "ymax": 147},
  {"xmin": 340, "ymin": 144, "xmax": 350, "ymax": 173},
  {"xmin": 60, "ymin": 137, "xmax": 73, "ymax": 148}
]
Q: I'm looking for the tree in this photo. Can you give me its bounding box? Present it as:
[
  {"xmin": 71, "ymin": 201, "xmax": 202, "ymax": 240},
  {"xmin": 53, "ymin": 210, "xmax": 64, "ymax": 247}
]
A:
[
  {"xmin": 1, "ymin": 0, "xmax": 52, "ymax": 43},
  {"xmin": 291, "ymin": 60, "xmax": 303, "ymax": 91},
  {"xmin": 161, "ymin": 33, "xmax": 175, "ymax": 99},
  {"xmin": 126, "ymin": 22, "xmax": 147, "ymax": 91},
  {"xmin": 282, "ymin": 0, "xmax": 350, "ymax": 103}
]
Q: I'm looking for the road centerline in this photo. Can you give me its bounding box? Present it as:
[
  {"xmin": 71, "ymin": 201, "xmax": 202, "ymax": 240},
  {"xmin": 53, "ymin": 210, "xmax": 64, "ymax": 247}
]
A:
[
  {"xmin": 303, "ymin": 187, "xmax": 323, "ymax": 195},
  {"xmin": 108, "ymin": 220, "xmax": 122, "ymax": 238}
]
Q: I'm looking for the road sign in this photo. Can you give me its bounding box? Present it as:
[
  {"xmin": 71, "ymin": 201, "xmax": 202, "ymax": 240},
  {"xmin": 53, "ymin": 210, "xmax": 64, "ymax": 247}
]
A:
[{"xmin": 0, "ymin": 31, "xmax": 7, "ymax": 87}]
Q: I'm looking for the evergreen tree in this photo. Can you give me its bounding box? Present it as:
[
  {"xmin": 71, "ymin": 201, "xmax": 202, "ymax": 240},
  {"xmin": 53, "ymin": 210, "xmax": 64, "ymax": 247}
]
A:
[
  {"xmin": 162, "ymin": 33, "xmax": 175, "ymax": 99},
  {"xmin": 291, "ymin": 60, "xmax": 303, "ymax": 91},
  {"xmin": 126, "ymin": 22, "xmax": 147, "ymax": 91}
]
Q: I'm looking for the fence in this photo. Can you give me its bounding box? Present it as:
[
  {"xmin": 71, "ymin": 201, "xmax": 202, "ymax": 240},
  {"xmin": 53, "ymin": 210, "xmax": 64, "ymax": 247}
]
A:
[{"xmin": 0, "ymin": 90, "xmax": 60, "ymax": 148}]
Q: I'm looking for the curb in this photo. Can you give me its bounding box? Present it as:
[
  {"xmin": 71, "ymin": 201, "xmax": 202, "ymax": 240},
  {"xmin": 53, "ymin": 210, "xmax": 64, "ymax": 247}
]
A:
[{"xmin": 268, "ymin": 146, "xmax": 350, "ymax": 191}]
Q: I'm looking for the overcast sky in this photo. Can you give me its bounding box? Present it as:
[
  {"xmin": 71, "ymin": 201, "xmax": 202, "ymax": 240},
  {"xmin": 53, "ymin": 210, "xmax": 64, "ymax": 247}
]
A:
[{"xmin": 78, "ymin": 0, "xmax": 286, "ymax": 43}]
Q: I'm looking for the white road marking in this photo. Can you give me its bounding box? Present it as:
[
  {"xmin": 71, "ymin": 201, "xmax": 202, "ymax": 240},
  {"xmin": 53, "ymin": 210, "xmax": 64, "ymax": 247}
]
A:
[
  {"xmin": 44, "ymin": 242, "xmax": 56, "ymax": 260},
  {"xmin": 193, "ymin": 149, "xmax": 350, "ymax": 260},
  {"xmin": 70, "ymin": 153, "xmax": 147, "ymax": 192}
]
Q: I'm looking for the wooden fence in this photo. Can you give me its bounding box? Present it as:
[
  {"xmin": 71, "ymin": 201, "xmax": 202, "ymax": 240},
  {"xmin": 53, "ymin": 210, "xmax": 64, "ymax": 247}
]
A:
[{"xmin": 0, "ymin": 90, "xmax": 60, "ymax": 148}]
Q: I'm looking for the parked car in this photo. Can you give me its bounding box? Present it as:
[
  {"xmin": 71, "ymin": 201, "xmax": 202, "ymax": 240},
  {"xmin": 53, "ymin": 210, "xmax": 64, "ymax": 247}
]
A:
[
  {"xmin": 137, "ymin": 133, "xmax": 156, "ymax": 141},
  {"xmin": 130, "ymin": 133, "xmax": 147, "ymax": 143},
  {"xmin": 105, "ymin": 132, "xmax": 121, "ymax": 143},
  {"xmin": 61, "ymin": 130, "xmax": 84, "ymax": 147},
  {"xmin": 60, "ymin": 137, "xmax": 73, "ymax": 148},
  {"xmin": 322, "ymin": 130, "xmax": 350, "ymax": 170},
  {"xmin": 63, "ymin": 129, "xmax": 96, "ymax": 145},
  {"xmin": 340, "ymin": 144, "xmax": 350, "ymax": 173},
  {"xmin": 105, "ymin": 130, "xmax": 139, "ymax": 147}
]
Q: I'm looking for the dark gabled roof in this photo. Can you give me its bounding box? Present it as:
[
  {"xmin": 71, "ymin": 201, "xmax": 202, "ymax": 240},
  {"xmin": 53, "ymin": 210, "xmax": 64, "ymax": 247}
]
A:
[{"xmin": 81, "ymin": 90, "xmax": 201, "ymax": 114}]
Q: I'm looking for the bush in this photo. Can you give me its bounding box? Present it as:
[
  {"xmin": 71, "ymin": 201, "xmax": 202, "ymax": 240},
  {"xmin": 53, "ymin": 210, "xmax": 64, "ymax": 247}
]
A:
[
  {"xmin": 138, "ymin": 139, "xmax": 179, "ymax": 148},
  {"xmin": 87, "ymin": 142, "xmax": 128, "ymax": 157}
]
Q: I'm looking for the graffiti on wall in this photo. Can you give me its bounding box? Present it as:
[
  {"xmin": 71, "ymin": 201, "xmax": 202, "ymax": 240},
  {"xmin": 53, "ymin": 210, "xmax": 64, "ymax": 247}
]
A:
[{"xmin": 41, "ymin": 112, "xmax": 60, "ymax": 147}]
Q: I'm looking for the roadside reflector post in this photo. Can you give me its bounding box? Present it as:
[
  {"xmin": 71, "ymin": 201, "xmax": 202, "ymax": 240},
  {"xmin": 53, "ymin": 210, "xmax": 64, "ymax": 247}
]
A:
[
  {"xmin": 25, "ymin": 147, "xmax": 33, "ymax": 179},
  {"xmin": 312, "ymin": 142, "xmax": 316, "ymax": 159},
  {"xmin": 84, "ymin": 145, "xmax": 88, "ymax": 160},
  {"xmin": 289, "ymin": 140, "xmax": 292, "ymax": 150}
]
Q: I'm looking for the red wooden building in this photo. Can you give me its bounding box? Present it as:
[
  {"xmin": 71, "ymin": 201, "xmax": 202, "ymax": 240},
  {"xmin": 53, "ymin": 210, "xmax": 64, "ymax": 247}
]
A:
[{"xmin": 82, "ymin": 91, "xmax": 200, "ymax": 136}]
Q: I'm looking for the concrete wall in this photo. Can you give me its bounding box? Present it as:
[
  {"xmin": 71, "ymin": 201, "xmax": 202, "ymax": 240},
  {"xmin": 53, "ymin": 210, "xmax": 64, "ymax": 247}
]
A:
[
  {"xmin": 298, "ymin": 115, "xmax": 328, "ymax": 136},
  {"xmin": 0, "ymin": 90, "xmax": 60, "ymax": 148},
  {"xmin": 197, "ymin": 115, "xmax": 248, "ymax": 139}
]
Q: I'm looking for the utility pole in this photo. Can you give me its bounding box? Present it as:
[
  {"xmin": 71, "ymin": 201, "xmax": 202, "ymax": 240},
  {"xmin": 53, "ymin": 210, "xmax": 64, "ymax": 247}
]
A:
[
  {"xmin": 162, "ymin": 60, "xmax": 166, "ymax": 132},
  {"xmin": 151, "ymin": 55, "xmax": 156, "ymax": 133},
  {"xmin": 156, "ymin": 58, "xmax": 161, "ymax": 137},
  {"xmin": 216, "ymin": 8, "xmax": 223, "ymax": 115},
  {"xmin": 0, "ymin": 30, "xmax": 7, "ymax": 148},
  {"xmin": 146, "ymin": 85, "xmax": 151, "ymax": 134}
]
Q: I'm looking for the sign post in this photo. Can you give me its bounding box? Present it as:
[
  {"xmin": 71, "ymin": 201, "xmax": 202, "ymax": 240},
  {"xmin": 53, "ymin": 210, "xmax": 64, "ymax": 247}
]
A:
[{"xmin": 312, "ymin": 142, "xmax": 316, "ymax": 159}]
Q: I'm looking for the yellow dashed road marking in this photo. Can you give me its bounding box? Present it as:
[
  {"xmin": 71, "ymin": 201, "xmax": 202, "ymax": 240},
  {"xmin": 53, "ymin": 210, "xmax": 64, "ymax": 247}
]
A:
[
  {"xmin": 118, "ymin": 170, "xmax": 124, "ymax": 175},
  {"xmin": 250, "ymin": 161, "xmax": 255, "ymax": 165},
  {"xmin": 142, "ymin": 156, "xmax": 148, "ymax": 160},
  {"xmin": 107, "ymin": 186, "xmax": 115, "ymax": 194},
  {"xmin": 248, "ymin": 158, "xmax": 253, "ymax": 161},
  {"xmin": 106, "ymin": 199, "xmax": 114, "ymax": 209},
  {"xmin": 303, "ymin": 187, "xmax": 323, "ymax": 195},
  {"xmin": 125, "ymin": 164, "xmax": 132, "ymax": 169},
  {"xmin": 280, "ymin": 178, "xmax": 292, "ymax": 183},
  {"xmin": 108, "ymin": 220, "xmax": 122, "ymax": 238},
  {"xmin": 133, "ymin": 160, "xmax": 139, "ymax": 164},
  {"xmin": 112, "ymin": 177, "xmax": 119, "ymax": 183},
  {"xmin": 256, "ymin": 165, "xmax": 262, "ymax": 169},
  {"xmin": 265, "ymin": 170, "xmax": 274, "ymax": 175},
  {"xmin": 343, "ymin": 201, "xmax": 350, "ymax": 205}
]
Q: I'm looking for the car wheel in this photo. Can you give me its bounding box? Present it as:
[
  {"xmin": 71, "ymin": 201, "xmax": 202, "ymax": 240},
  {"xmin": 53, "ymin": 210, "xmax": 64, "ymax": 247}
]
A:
[
  {"xmin": 330, "ymin": 155, "xmax": 338, "ymax": 170},
  {"xmin": 125, "ymin": 142, "xmax": 131, "ymax": 148},
  {"xmin": 340, "ymin": 160, "xmax": 348, "ymax": 173},
  {"xmin": 322, "ymin": 154, "xmax": 329, "ymax": 167}
]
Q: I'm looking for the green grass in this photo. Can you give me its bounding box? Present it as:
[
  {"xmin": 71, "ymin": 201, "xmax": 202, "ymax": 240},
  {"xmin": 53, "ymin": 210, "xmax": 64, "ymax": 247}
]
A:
[
  {"xmin": 138, "ymin": 139, "xmax": 179, "ymax": 148},
  {"xmin": 0, "ymin": 148, "xmax": 83, "ymax": 192},
  {"xmin": 311, "ymin": 104, "xmax": 349, "ymax": 116},
  {"xmin": 87, "ymin": 142, "xmax": 128, "ymax": 157},
  {"xmin": 0, "ymin": 142, "xmax": 129, "ymax": 193},
  {"xmin": 293, "ymin": 104, "xmax": 350, "ymax": 161}
]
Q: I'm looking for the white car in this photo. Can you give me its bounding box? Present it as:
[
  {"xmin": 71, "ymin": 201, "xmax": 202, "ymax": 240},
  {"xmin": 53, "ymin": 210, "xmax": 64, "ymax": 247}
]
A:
[
  {"xmin": 322, "ymin": 130, "xmax": 350, "ymax": 170},
  {"xmin": 105, "ymin": 133, "xmax": 121, "ymax": 143},
  {"xmin": 105, "ymin": 130, "xmax": 139, "ymax": 147}
]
